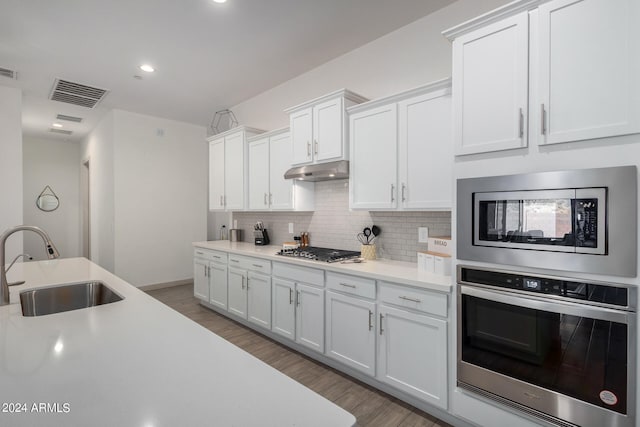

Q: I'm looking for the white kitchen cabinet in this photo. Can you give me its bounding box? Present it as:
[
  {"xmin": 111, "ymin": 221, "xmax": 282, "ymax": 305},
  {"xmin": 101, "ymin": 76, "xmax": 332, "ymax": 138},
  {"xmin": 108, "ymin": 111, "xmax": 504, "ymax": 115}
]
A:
[
  {"xmin": 349, "ymin": 80, "xmax": 453, "ymax": 210},
  {"xmin": 209, "ymin": 262, "xmax": 228, "ymax": 310},
  {"xmin": 536, "ymin": 0, "xmax": 640, "ymax": 145},
  {"xmin": 326, "ymin": 290, "xmax": 376, "ymax": 376},
  {"xmin": 247, "ymin": 271, "xmax": 271, "ymax": 329},
  {"xmin": 377, "ymin": 304, "xmax": 448, "ymax": 409},
  {"xmin": 272, "ymin": 263, "xmax": 325, "ymax": 353},
  {"xmin": 193, "ymin": 257, "xmax": 209, "ymax": 301},
  {"xmin": 207, "ymin": 126, "xmax": 263, "ymax": 211},
  {"xmin": 227, "ymin": 266, "xmax": 247, "ymax": 318},
  {"xmin": 350, "ymin": 103, "xmax": 398, "ymax": 209},
  {"xmin": 285, "ymin": 89, "xmax": 367, "ymax": 166},
  {"xmin": 445, "ymin": 0, "xmax": 640, "ymax": 154},
  {"xmin": 451, "ymin": 12, "xmax": 529, "ymax": 155},
  {"xmin": 377, "ymin": 281, "xmax": 448, "ymax": 408},
  {"xmin": 247, "ymin": 129, "xmax": 314, "ymax": 211}
]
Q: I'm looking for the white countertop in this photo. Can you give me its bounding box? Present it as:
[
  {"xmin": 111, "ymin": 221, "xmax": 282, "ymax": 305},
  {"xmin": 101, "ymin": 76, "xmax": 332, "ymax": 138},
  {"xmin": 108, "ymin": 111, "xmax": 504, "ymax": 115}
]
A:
[
  {"xmin": 193, "ymin": 241, "xmax": 452, "ymax": 293},
  {"xmin": 0, "ymin": 258, "xmax": 355, "ymax": 427}
]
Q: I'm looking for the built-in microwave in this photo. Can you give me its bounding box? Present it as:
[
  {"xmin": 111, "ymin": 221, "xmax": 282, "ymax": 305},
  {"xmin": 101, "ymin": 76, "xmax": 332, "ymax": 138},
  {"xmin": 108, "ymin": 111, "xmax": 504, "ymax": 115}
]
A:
[{"xmin": 457, "ymin": 166, "xmax": 637, "ymax": 277}]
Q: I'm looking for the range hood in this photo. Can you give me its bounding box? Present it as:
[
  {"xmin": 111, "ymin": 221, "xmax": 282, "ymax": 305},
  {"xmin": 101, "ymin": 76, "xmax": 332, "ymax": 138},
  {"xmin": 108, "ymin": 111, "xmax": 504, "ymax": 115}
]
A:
[{"xmin": 284, "ymin": 160, "xmax": 349, "ymax": 182}]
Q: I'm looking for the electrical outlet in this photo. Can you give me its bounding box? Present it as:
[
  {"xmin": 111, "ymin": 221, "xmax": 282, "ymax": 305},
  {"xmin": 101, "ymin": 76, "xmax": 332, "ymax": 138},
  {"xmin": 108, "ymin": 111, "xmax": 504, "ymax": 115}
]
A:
[
  {"xmin": 233, "ymin": 219, "xmax": 238, "ymax": 229},
  {"xmin": 418, "ymin": 227, "xmax": 429, "ymax": 243},
  {"xmin": 288, "ymin": 223, "xmax": 294, "ymax": 234}
]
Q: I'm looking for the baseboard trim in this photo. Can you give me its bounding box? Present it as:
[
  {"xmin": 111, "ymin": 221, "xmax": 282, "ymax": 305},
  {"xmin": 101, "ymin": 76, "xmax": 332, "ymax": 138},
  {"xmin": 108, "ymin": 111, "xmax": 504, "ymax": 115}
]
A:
[{"xmin": 139, "ymin": 279, "xmax": 192, "ymax": 291}]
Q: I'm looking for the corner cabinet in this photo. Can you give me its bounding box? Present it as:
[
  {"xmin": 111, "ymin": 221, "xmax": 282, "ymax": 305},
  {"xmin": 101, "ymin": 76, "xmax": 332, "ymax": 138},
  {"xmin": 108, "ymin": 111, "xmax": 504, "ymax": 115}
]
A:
[
  {"xmin": 445, "ymin": 0, "xmax": 640, "ymax": 155},
  {"xmin": 208, "ymin": 126, "xmax": 263, "ymax": 211},
  {"xmin": 247, "ymin": 128, "xmax": 315, "ymax": 211},
  {"xmin": 349, "ymin": 79, "xmax": 453, "ymax": 210},
  {"xmin": 285, "ymin": 89, "xmax": 368, "ymax": 166}
]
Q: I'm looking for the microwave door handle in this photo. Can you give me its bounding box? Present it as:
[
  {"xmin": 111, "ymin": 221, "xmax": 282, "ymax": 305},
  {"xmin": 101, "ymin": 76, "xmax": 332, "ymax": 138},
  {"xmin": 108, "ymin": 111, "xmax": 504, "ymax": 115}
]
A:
[{"xmin": 460, "ymin": 285, "xmax": 630, "ymax": 324}]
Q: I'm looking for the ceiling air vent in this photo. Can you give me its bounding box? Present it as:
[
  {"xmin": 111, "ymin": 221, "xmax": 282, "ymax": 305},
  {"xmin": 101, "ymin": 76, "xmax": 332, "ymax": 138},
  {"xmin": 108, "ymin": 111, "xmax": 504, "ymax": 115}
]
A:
[
  {"xmin": 56, "ymin": 114, "xmax": 83, "ymax": 123},
  {"xmin": 49, "ymin": 78, "xmax": 109, "ymax": 108},
  {"xmin": 0, "ymin": 67, "xmax": 17, "ymax": 80},
  {"xmin": 49, "ymin": 128, "xmax": 73, "ymax": 135}
]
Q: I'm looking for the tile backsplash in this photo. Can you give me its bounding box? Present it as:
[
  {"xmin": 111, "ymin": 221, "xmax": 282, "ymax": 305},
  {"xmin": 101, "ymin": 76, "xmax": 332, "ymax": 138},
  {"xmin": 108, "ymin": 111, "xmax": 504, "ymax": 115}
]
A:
[{"xmin": 231, "ymin": 180, "xmax": 451, "ymax": 263}]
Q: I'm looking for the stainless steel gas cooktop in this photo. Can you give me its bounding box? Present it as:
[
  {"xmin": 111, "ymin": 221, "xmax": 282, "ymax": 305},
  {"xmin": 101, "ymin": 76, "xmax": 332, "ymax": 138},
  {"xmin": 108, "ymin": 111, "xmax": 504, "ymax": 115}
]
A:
[{"xmin": 276, "ymin": 246, "xmax": 361, "ymax": 263}]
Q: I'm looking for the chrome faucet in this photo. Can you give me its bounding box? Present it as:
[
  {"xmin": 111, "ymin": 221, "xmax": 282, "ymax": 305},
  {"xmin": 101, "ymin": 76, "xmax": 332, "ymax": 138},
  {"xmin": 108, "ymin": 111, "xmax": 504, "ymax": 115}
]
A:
[{"xmin": 0, "ymin": 226, "xmax": 60, "ymax": 305}]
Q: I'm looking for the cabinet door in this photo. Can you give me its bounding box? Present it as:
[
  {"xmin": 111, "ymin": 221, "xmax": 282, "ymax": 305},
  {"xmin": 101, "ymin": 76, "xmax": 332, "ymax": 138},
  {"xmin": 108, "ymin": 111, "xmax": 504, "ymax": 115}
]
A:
[
  {"xmin": 314, "ymin": 97, "xmax": 344, "ymax": 161},
  {"xmin": 268, "ymin": 132, "xmax": 294, "ymax": 210},
  {"xmin": 193, "ymin": 258, "xmax": 209, "ymax": 301},
  {"xmin": 378, "ymin": 305, "xmax": 448, "ymax": 409},
  {"xmin": 209, "ymin": 262, "xmax": 228, "ymax": 310},
  {"xmin": 272, "ymin": 278, "xmax": 296, "ymax": 340},
  {"xmin": 208, "ymin": 139, "xmax": 225, "ymax": 211},
  {"xmin": 224, "ymin": 132, "xmax": 245, "ymax": 210},
  {"xmin": 248, "ymin": 137, "xmax": 270, "ymax": 210},
  {"xmin": 247, "ymin": 271, "xmax": 271, "ymax": 329},
  {"xmin": 349, "ymin": 103, "xmax": 398, "ymax": 209},
  {"xmin": 295, "ymin": 283, "xmax": 324, "ymax": 353},
  {"xmin": 290, "ymin": 108, "xmax": 313, "ymax": 165},
  {"xmin": 227, "ymin": 267, "xmax": 247, "ymax": 319},
  {"xmin": 399, "ymin": 91, "xmax": 453, "ymax": 209},
  {"xmin": 452, "ymin": 12, "xmax": 529, "ymax": 155},
  {"xmin": 325, "ymin": 291, "xmax": 376, "ymax": 376},
  {"xmin": 537, "ymin": 0, "xmax": 640, "ymax": 145}
]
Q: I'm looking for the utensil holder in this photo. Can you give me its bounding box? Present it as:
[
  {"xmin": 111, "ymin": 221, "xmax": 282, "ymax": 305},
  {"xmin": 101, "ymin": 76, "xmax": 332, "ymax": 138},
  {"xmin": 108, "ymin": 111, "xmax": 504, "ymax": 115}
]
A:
[{"xmin": 361, "ymin": 244, "xmax": 376, "ymax": 260}]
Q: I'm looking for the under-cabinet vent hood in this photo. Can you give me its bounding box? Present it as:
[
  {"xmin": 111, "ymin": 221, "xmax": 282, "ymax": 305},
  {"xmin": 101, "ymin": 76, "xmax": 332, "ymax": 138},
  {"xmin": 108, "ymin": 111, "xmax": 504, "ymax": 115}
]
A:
[{"xmin": 284, "ymin": 160, "xmax": 349, "ymax": 182}]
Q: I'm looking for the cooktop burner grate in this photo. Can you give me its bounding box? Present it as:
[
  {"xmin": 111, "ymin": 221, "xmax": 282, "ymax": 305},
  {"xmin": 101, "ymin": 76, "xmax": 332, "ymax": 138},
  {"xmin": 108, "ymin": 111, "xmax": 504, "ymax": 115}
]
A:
[{"xmin": 276, "ymin": 246, "xmax": 361, "ymax": 263}]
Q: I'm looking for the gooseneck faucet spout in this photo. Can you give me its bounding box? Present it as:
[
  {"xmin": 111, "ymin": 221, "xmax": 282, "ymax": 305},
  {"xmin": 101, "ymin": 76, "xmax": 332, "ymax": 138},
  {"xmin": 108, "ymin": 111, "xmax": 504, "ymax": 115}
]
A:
[{"xmin": 0, "ymin": 226, "xmax": 60, "ymax": 305}]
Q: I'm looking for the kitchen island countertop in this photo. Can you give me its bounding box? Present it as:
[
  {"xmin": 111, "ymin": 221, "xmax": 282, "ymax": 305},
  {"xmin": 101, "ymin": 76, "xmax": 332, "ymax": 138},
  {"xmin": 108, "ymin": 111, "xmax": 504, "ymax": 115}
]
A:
[
  {"xmin": 193, "ymin": 241, "xmax": 452, "ymax": 293},
  {"xmin": 0, "ymin": 257, "xmax": 355, "ymax": 427}
]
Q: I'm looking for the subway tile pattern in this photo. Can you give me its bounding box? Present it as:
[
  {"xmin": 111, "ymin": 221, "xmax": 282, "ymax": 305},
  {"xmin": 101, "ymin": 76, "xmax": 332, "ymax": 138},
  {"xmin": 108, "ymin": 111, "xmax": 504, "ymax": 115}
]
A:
[{"xmin": 232, "ymin": 180, "xmax": 451, "ymax": 263}]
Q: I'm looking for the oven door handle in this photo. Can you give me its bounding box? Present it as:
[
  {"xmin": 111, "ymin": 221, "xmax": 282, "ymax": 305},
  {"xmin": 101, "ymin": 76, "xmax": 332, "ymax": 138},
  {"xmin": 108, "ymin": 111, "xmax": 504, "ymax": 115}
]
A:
[{"xmin": 460, "ymin": 285, "xmax": 633, "ymax": 324}]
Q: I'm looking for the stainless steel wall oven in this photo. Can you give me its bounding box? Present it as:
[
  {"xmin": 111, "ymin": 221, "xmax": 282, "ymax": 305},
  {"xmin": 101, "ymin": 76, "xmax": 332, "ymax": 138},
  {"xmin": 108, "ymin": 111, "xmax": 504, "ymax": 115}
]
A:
[
  {"xmin": 457, "ymin": 166, "xmax": 637, "ymax": 277},
  {"xmin": 457, "ymin": 265, "xmax": 637, "ymax": 427}
]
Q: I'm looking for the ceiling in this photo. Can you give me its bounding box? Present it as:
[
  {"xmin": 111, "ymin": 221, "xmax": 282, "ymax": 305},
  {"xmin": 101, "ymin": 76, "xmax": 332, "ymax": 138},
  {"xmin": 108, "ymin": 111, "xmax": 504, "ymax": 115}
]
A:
[{"xmin": 0, "ymin": 0, "xmax": 455, "ymax": 142}]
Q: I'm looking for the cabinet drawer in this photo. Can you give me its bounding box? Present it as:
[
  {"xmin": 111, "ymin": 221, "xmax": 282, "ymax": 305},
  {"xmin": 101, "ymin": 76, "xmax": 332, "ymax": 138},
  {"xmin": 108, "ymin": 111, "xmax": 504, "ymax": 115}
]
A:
[
  {"xmin": 272, "ymin": 262, "xmax": 324, "ymax": 287},
  {"xmin": 326, "ymin": 272, "xmax": 375, "ymax": 299},
  {"xmin": 378, "ymin": 281, "xmax": 447, "ymax": 318},
  {"xmin": 228, "ymin": 254, "xmax": 272, "ymax": 274},
  {"xmin": 194, "ymin": 248, "xmax": 227, "ymax": 263}
]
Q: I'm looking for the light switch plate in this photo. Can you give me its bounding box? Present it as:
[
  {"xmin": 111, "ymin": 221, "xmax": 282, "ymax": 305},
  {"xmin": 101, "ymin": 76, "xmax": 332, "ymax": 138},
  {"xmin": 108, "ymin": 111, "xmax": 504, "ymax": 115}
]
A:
[
  {"xmin": 418, "ymin": 227, "xmax": 429, "ymax": 243},
  {"xmin": 288, "ymin": 223, "xmax": 294, "ymax": 234}
]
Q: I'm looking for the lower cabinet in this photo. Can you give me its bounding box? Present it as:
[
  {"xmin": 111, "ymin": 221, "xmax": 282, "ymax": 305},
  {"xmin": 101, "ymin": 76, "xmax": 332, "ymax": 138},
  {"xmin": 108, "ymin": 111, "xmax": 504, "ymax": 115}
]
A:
[
  {"xmin": 193, "ymin": 257, "xmax": 209, "ymax": 301},
  {"xmin": 247, "ymin": 271, "xmax": 271, "ymax": 329},
  {"xmin": 208, "ymin": 262, "xmax": 228, "ymax": 310},
  {"xmin": 228, "ymin": 266, "xmax": 247, "ymax": 318},
  {"xmin": 325, "ymin": 290, "xmax": 376, "ymax": 376},
  {"xmin": 272, "ymin": 277, "xmax": 325, "ymax": 353},
  {"xmin": 377, "ymin": 304, "xmax": 448, "ymax": 409}
]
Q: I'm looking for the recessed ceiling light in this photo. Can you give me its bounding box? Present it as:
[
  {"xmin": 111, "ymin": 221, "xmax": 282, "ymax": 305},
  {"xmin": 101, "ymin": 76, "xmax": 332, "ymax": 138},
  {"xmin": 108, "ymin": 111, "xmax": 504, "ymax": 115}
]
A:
[
  {"xmin": 212, "ymin": 0, "xmax": 227, "ymax": 3},
  {"xmin": 52, "ymin": 123, "xmax": 63, "ymax": 128},
  {"xmin": 139, "ymin": 64, "xmax": 155, "ymax": 73}
]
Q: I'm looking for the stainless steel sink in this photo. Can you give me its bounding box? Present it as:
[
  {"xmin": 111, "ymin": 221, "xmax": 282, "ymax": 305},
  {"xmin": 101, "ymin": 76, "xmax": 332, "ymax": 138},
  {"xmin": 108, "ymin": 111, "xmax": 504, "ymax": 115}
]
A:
[{"xmin": 20, "ymin": 281, "xmax": 123, "ymax": 316}]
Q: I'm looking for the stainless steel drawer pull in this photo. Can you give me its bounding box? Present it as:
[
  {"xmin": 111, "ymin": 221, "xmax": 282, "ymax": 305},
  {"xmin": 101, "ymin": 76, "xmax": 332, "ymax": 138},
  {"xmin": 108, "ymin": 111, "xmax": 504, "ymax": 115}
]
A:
[
  {"xmin": 241, "ymin": 277, "xmax": 245, "ymax": 290},
  {"xmin": 252, "ymin": 264, "xmax": 263, "ymax": 268},
  {"xmin": 264, "ymin": 193, "xmax": 268, "ymax": 205},
  {"xmin": 379, "ymin": 313, "xmax": 384, "ymax": 335},
  {"xmin": 339, "ymin": 282, "xmax": 356, "ymax": 288},
  {"xmin": 399, "ymin": 295, "xmax": 421, "ymax": 303},
  {"xmin": 204, "ymin": 265, "xmax": 208, "ymax": 277},
  {"xmin": 541, "ymin": 103, "xmax": 547, "ymax": 135},
  {"xmin": 230, "ymin": 259, "xmax": 239, "ymax": 263},
  {"xmin": 314, "ymin": 140, "xmax": 318, "ymax": 155},
  {"xmin": 401, "ymin": 183, "xmax": 406, "ymax": 202},
  {"xmin": 296, "ymin": 290, "xmax": 301, "ymax": 306},
  {"xmin": 289, "ymin": 288, "xmax": 293, "ymax": 305},
  {"xmin": 368, "ymin": 310, "xmax": 373, "ymax": 331},
  {"xmin": 246, "ymin": 278, "xmax": 249, "ymax": 290},
  {"xmin": 390, "ymin": 184, "xmax": 395, "ymax": 203},
  {"xmin": 213, "ymin": 255, "xmax": 221, "ymax": 259},
  {"xmin": 219, "ymin": 195, "xmax": 223, "ymax": 206},
  {"xmin": 269, "ymin": 193, "xmax": 273, "ymax": 205},
  {"xmin": 196, "ymin": 251, "xmax": 204, "ymax": 255},
  {"xmin": 307, "ymin": 141, "xmax": 311, "ymax": 156}
]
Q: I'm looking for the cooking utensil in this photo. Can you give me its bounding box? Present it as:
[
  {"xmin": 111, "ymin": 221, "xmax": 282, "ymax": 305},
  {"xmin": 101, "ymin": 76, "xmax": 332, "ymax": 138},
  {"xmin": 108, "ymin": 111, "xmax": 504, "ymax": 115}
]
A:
[
  {"xmin": 371, "ymin": 225, "xmax": 381, "ymax": 237},
  {"xmin": 357, "ymin": 233, "xmax": 368, "ymax": 245},
  {"xmin": 363, "ymin": 227, "xmax": 372, "ymax": 244}
]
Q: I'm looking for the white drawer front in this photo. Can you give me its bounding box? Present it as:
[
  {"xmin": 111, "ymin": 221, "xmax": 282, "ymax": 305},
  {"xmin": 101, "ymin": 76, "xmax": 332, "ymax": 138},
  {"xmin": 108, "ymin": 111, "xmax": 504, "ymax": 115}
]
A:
[
  {"xmin": 326, "ymin": 272, "xmax": 375, "ymax": 299},
  {"xmin": 228, "ymin": 254, "xmax": 272, "ymax": 274},
  {"xmin": 378, "ymin": 281, "xmax": 447, "ymax": 318},
  {"xmin": 272, "ymin": 262, "xmax": 324, "ymax": 287},
  {"xmin": 194, "ymin": 248, "xmax": 227, "ymax": 263}
]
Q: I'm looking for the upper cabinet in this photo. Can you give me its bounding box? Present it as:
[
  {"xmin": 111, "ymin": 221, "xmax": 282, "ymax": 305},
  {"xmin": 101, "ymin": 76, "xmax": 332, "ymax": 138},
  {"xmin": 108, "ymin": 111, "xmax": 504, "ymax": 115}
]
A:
[
  {"xmin": 208, "ymin": 126, "xmax": 263, "ymax": 211},
  {"xmin": 349, "ymin": 80, "xmax": 453, "ymax": 210},
  {"xmin": 285, "ymin": 89, "xmax": 368, "ymax": 166},
  {"xmin": 445, "ymin": 0, "xmax": 640, "ymax": 155},
  {"xmin": 247, "ymin": 129, "xmax": 314, "ymax": 211}
]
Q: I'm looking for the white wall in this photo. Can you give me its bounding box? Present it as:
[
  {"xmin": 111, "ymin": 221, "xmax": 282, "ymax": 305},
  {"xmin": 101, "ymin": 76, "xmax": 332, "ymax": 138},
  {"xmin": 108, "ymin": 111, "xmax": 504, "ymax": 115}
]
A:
[
  {"xmin": 81, "ymin": 111, "xmax": 115, "ymax": 272},
  {"xmin": 0, "ymin": 85, "xmax": 23, "ymax": 258},
  {"xmin": 229, "ymin": 0, "xmax": 511, "ymax": 130},
  {"xmin": 23, "ymin": 137, "xmax": 81, "ymax": 260},
  {"xmin": 112, "ymin": 110, "xmax": 207, "ymax": 287}
]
